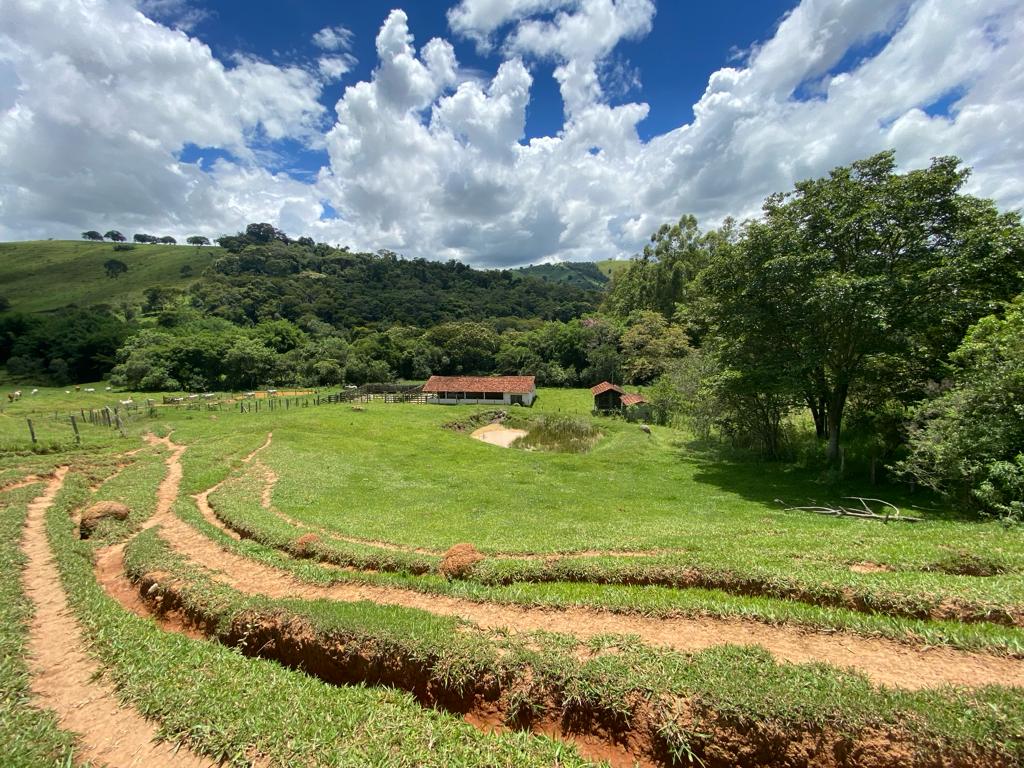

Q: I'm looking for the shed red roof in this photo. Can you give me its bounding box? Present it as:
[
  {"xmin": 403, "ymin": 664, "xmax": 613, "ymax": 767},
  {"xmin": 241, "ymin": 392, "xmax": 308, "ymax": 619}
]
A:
[
  {"xmin": 620, "ymin": 393, "xmax": 648, "ymax": 407},
  {"xmin": 423, "ymin": 375, "xmax": 536, "ymax": 394},
  {"xmin": 590, "ymin": 381, "xmax": 625, "ymax": 396}
]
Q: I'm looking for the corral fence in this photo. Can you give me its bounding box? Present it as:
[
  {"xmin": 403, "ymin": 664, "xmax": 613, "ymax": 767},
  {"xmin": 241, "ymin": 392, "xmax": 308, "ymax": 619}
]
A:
[{"xmin": 317, "ymin": 383, "xmax": 431, "ymax": 406}]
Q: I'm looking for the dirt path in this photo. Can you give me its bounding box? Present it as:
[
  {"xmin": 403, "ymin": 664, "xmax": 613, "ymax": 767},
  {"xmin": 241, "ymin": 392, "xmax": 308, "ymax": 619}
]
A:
[
  {"xmin": 1, "ymin": 473, "xmax": 46, "ymax": 493},
  {"xmin": 148, "ymin": 433, "xmax": 1024, "ymax": 690},
  {"xmin": 20, "ymin": 468, "xmax": 215, "ymax": 768},
  {"xmin": 143, "ymin": 433, "xmax": 187, "ymax": 523}
]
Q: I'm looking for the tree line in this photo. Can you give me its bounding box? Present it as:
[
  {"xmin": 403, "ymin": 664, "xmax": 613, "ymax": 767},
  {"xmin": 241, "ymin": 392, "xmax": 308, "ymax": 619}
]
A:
[{"xmin": 81, "ymin": 230, "xmax": 211, "ymax": 246}]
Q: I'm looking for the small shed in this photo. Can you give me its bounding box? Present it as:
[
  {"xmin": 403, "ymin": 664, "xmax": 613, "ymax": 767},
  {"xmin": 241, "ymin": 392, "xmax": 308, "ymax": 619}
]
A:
[
  {"xmin": 591, "ymin": 381, "xmax": 649, "ymax": 415},
  {"xmin": 591, "ymin": 381, "xmax": 627, "ymax": 412},
  {"xmin": 422, "ymin": 375, "xmax": 536, "ymax": 406}
]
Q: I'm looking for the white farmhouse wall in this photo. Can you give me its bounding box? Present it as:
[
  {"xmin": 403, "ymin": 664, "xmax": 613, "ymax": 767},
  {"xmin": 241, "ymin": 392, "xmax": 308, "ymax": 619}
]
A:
[{"xmin": 435, "ymin": 390, "xmax": 536, "ymax": 406}]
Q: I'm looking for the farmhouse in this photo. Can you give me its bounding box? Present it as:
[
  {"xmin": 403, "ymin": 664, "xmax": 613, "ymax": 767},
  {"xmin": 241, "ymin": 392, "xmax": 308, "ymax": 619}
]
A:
[
  {"xmin": 591, "ymin": 381, "xmax": 649, "ymax": 413},
  {"xmin": 422, "ymin": 375, "xmax": 536, "ymax": 406}
]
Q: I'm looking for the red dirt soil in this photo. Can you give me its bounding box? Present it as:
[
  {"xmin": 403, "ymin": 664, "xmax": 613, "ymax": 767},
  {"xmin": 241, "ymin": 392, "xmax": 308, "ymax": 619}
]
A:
[
  {"xmin": 151, "ymin": 433, "xmax": 1024, "ymax": 691},
  {"xmin": 1, "ymin": 474, "xmax": 46, "ymax": 493},
  {"xmin": 20, "ymin": 468, "xmax": 215, "ymax": 768}
]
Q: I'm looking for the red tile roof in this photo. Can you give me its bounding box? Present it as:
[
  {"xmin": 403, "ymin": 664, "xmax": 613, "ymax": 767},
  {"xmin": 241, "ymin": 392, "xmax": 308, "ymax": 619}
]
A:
[
  {"xmin": 422, "ymin": 375, "xmax": 536, "ymax": 394},
  {"xmin": 590, "ymin": 381, "xmax": 625, "ymax": 396},
  {"xmin": 620, "ymin": 393, "xmax": 648, "ymax": 407}
]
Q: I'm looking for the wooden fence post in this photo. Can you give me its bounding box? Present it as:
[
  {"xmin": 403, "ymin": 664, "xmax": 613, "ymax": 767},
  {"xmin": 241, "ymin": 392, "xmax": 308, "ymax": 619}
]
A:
[
  {"xmin": 70, "ymin": 415, "xmax": 81, "ymax": 445},
  {"xmin": 27, "ymin": 418, "xmax": 37, "ymax": 444}
]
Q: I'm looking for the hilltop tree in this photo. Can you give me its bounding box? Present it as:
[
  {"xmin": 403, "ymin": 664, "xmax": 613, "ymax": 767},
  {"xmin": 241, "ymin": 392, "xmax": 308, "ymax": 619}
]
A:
[
  {"xmin": 187, "ymin": 235, "xmax": 210, "ymax": 247},
  {"xmin": 81, "ymin": 230, "xmax": 103, "ymax": 241},
  {"xmin": 246, "ymin": 222, "xmax": 289, "ymax": 243},
  {"xmin": 104, "ymin": 230, "xmax": 126, "ymax": 242},
  {"xmin": 104, "ymin": 258, "xmax": 128, "ymax": 279},
  {"xmin": 133, "ymin": 233, "xmax": 157, "ymax": 244},
  {"xmin": 157, "ymin": 235, "xmax": 177, "ymax": 245}
]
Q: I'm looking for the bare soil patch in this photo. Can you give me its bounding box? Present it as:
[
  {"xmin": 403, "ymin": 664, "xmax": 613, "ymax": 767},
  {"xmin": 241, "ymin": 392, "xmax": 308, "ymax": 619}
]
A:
[
  {"xmin": 850, "ymin": 562, "xmax": 894, "ymax": 574},
  {"xmin": 470, "ymin": 423, "xmax": 529, "ymax": 447},
  {"xmin": 19, "ymin": 468, "xmax": 215, "ymax": 768}
]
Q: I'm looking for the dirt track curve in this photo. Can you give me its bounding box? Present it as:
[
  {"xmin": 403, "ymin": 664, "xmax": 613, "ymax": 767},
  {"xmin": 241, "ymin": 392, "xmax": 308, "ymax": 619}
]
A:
[
  {"xmin": 20, "ymin": 467, "xmax": 215, "ymax": 768},
  {"xmin": 141, "ymin": 434, "xmax": 1024, "ymax": 692}
]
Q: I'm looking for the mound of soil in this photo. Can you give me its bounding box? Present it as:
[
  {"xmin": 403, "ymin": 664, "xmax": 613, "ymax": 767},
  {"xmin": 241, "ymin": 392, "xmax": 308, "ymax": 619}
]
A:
[
  {"xmin": 80, "ymin": 501, "xmax": 130, "ymax": 539},
  {"xmin": 292, "ymin": 533, "xmax": 320, "ymax": 557},
  {"xmin": 440, "ymin": 543, "xmax": 485, "ymax": 579}
]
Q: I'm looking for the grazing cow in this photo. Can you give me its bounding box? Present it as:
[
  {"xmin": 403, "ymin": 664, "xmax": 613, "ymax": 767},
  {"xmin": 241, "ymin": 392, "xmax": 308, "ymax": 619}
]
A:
[
  {"xmin": 31, "ymin": 388, "xmax": 38, "ymax": 394},
  {"xmin": 119, "ymin": 399, "xmax": 134, "ymax": 406},
  {"xmin": 105, "ymin": 386, "xmax": 112, "ymax": 391},
  {"xmin": 84, "ymin": 387, "xmax": 96, "ymax": 392},
  {"xmin": 7, "ymin": 391, "xmax": 21, "ymax": 402}
]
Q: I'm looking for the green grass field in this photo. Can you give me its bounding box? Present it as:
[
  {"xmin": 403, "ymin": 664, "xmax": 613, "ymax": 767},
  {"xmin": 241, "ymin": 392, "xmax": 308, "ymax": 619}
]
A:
[
  {"xmin": 3, "ymin": 383, "xmax": 1024, "ymax": 766},
  {"xmin": 0, "ymin": 240, "xmax": 218, "ymax": 312},
  {"xmin": 594, "ymin": 258, "xmax": 632, "ymax": 279}
]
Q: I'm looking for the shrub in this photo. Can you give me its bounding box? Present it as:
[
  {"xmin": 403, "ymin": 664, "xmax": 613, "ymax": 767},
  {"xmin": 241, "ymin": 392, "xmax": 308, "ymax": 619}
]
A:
[{"xmin": 513, "ymin": 415, "xmax": 599, "ymax": 453}]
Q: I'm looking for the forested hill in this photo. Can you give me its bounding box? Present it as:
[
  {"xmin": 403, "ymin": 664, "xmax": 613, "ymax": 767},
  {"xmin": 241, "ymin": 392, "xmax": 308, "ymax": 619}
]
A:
[
  {"xmin": 194, "ymin": 243, "xmax": 600, "ymax": 327},
  {"xmin": 0, "ymin": 239, "xmax": 601, "ymax": 325}
]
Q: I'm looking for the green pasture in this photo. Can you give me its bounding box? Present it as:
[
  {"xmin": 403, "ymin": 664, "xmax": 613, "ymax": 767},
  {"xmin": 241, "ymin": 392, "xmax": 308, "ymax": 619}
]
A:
[
  {"xmin": 149, "ymin": 387, "xmax": 1024, "ymax": 624},
  {"xmin": 0, "ymin": 240, "xmax": 218, "ymax": 313},
  {"xmin": 4, "ymin": 384, "xmax": 1024, "ymax": 629}
]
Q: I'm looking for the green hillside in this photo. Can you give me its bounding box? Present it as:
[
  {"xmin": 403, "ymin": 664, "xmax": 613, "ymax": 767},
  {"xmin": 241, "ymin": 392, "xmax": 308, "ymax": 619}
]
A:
[
  {"xmin": 595, "ymin": 258, "xmax": 631, "ymax": 279},
  {"xmin": 512, "ymin": 261, "xmax": 609, "ymax": 288},
  {"xmin": 0, "ymin": 240, "xmax": 219, "ymax": 313}
]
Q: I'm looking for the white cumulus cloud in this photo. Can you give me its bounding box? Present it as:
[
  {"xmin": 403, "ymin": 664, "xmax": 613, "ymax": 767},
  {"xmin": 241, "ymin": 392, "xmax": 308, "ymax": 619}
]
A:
[{"xmin": 0, "ymin": 0, "xmax": 1022, "ymax": 267}]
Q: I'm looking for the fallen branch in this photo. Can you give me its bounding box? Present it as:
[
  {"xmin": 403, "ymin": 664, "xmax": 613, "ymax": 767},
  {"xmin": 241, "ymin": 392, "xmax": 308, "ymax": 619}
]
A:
[{"xmin": 775, "ymin": 497, "xmax": 922, "ymax": 523}]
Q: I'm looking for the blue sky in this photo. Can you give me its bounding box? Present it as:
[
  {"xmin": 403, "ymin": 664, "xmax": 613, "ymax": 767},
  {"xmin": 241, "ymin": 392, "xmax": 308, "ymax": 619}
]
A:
[
  {"xmin": 175, "ymin": 1, "xmax": 799, "ymax": 178},
  {"xmin": 190, "ymin": 1, "xmax": 796, "ymax": 138},
  {"xmin": 1, "ymin": 0, "xmax": 1022, "ymax": 265}
]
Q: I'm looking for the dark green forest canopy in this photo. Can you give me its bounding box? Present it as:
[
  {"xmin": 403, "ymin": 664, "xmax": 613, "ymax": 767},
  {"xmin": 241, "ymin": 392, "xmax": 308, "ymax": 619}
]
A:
[{"xmin": 192, "ymin": 243, "xmax": 600, "ymax": 327}]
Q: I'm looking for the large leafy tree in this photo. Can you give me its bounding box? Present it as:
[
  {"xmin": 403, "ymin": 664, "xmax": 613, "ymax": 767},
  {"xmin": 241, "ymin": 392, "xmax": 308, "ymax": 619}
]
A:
[{"xmin": 702, "ymin": 151, "xmax": 1024, "ymax": 463}]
